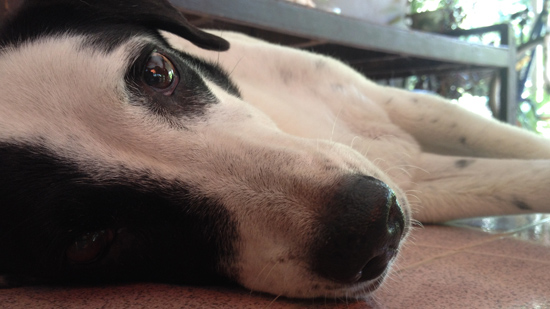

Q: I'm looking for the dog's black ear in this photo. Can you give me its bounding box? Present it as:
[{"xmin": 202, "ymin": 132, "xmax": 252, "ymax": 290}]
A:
[
  {"xmin": 20, "ymin": 0, "xmax": 229, "ymax": 51},
  {"xmin": 108, "ymin": 0, "xmax": 230, "ymax": 51}
]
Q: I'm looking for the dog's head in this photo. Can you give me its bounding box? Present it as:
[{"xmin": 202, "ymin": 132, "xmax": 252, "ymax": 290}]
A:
[{"xmin": 0, "ymin": 0, "xmax": 409, "ymax": 298}]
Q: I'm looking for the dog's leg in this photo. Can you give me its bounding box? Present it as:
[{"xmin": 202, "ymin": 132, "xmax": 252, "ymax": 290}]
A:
[
  {"xmin": 375, "ymin": 87, "xmax": 550, "ymax": 159},
  {"xmin": 411, "ymin": 152, "xmax": 550, "ymax": 222}
]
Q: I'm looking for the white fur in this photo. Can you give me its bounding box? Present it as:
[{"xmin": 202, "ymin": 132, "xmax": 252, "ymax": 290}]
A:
[
  {"xmin": 165, "ymin": 31, "xmax": 550, "ymax": 295},
  {"xmin": 1, "ymin": 29, "xmax": 549, "ymax": 298}
]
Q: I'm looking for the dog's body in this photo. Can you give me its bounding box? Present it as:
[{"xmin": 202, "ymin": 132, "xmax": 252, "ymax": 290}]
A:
[{"xmin": 1, "ymin": 0, "xmax": 549, "ymax": 299}]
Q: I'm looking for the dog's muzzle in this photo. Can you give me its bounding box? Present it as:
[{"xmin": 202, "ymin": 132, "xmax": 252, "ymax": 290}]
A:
[{"xmin": 312, "ymin": 174, "xmax": 405, "ymax": 284}]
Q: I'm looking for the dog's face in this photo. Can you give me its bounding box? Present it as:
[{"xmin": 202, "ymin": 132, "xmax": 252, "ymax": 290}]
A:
[{"xmin": 0, "ymin": 0, "xmax": 409, "ymax": 298}]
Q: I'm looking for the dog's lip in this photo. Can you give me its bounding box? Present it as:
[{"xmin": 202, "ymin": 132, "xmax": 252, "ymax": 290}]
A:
[
  {"xmin": 360, "ymin": 275, "xmax": 386, "ymax": 293},
  {"xmin": 323, "ymin": 270, "xmax": 387, "ymax": 297}
]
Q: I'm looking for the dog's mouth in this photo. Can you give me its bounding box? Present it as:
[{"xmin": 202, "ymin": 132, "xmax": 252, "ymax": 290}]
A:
[
  {"xmin": 297, "ymin": 258, "xmax": 395, "ymax": 300},
  {"xmin": 311, "ymin": 235, "xmax": 403, "ymax": 298},
  {"xmin": 315, "ymin": 232, "xmax": 403, "ymax": 291},
  {"xmin": 308, "ymin": 242, "xmax": 402, "ymax": 299},
  {"xmin": 235, "ymin": 171, "xmax": 408, "ymax": 298}
]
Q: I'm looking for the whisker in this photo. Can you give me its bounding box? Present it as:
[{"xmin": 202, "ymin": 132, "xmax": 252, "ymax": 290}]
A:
[
  {"xmin": 266, "ymin": 294, "xmax": 282, "ymax": 308},
  {"xmin": 262, "ymin": 262, "xmax": 280, "ymax": 285},
  {"xmin": 383, "ymin": 165, "xmax": 412, "ymax": 177},
  {"xmin": 330, "ymin": 103, "xmax": 345, "ymax": 143},
  {"xmin": 228, "ymin": 55, "xmax": 244, "ymax": 78},
  {"xmin": 350, "ymin": 135, "xmax": 361, "ymax": 149},
  {"xmin": 250, "ymin": 262, "xmax": 274, "ymax": 294}
]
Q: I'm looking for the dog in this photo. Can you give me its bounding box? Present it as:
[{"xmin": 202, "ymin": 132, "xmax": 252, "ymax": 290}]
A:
[{"xmin": 1, "ymin": 0, "xmax": 549, "ymax": 300}]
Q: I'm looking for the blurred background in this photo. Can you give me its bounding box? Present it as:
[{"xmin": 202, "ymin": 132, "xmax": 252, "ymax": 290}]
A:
[{"xmin": 406, "ymin": 0, "xmax": 550, "ymax": 136}]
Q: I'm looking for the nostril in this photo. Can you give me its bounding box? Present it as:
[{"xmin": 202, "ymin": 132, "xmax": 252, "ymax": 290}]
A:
[
  {"xmin": 358, "ymin": 248, "xmax": 398, "ymax": 282},
  {"xmin": 319, "ymin": 247, "xmax": 398, "ymax": 284}
]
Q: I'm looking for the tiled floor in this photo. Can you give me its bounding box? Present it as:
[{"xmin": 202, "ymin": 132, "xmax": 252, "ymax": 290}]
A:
[{"xmin": 1, "ymin": 214, "xmax": 549, "ymax": 308}]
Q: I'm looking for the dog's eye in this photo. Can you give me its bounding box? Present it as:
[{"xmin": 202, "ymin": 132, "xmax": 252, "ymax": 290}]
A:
[
  {"xmin": 66, "ymin": 229, "xmax": 114, "ymax": 264},
  {"xmin": 143, "ymin": 52, "xmax": 179, "ymax": 95}
]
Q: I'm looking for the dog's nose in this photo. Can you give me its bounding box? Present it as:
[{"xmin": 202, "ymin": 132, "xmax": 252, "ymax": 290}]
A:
[{"xmin": 311, "ymin": 175, "xmax": 405, "ymax": 284}]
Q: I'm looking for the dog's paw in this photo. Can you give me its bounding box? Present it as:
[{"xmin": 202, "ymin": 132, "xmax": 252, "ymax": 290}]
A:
[{"xmin": 285, "ymin": 0, "xmax": 316, "ymax": 8}]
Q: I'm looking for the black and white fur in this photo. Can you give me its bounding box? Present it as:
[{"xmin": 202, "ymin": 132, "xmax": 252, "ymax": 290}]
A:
[{"xmin": 0, "ymin": 0, "xmax": 549, "ymax": 299}]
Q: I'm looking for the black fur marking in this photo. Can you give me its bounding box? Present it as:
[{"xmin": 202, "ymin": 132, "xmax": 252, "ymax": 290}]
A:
[
  {"xmin": 173, "ymin": 49, "xmax": 241, "ymax": 98},
  {"xmin": 513, "ymin": 200, "xmax": 532, "ymax": 211},
  {"xmin": 315, "ymin": 59, "xmax": 326, "ymax": 70},
  {"xmin": 455, "ymin": 159, "xmax": 475, "ymax": 169},
  {"xmin": 0, "ymin": 0, "xmax": 228, "ymax": 52},
  {"xmin": 0, "ymin": 142, "xmax": 237, "ymax": 286},
  {"xmin": 459, "ymin": 137, "xmax": 467, "ymax": 145},
  {"xmin": 280, "ymin": 68, "xmax": 294, "ymax": 85},
  {"xmin": 331, "ymin": 83, "xmax": 344, "ymax": 92}
]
